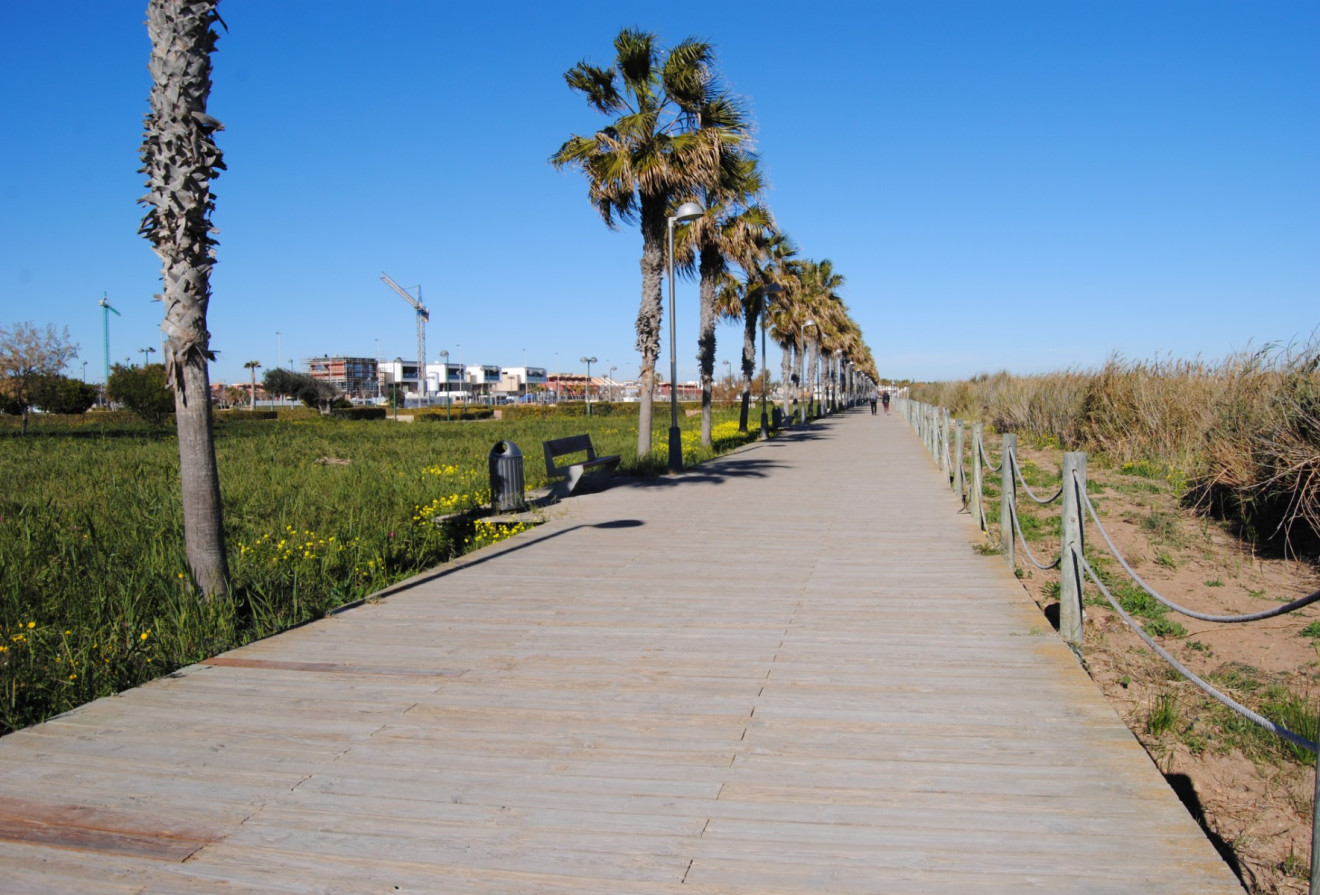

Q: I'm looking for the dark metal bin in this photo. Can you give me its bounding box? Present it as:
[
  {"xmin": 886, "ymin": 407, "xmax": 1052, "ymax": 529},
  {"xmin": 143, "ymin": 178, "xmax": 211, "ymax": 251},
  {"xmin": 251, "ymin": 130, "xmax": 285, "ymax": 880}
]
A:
[{"xmin": 488, "ymin": 440, "xmax": 526, "ymax": 512}]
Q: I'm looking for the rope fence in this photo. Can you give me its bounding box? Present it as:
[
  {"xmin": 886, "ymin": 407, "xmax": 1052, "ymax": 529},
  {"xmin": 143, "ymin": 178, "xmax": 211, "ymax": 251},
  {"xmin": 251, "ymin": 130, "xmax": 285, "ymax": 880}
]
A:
[{"xmin": 899, "ymin": 395, "xmax": 1320, "ymax": 892}]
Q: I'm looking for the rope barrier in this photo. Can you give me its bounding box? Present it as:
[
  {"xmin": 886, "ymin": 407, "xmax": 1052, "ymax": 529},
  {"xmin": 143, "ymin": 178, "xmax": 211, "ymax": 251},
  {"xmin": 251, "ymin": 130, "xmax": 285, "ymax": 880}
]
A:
[
  {"xmin": 978, "ymin": 432, "xmax": 1002, "ymax": 474},
  {"xmin": 1078, "ymin": 550, "xmax": 1318, "ymax": 755},
  {"xmin": 1080, "ymin": 486, "xmax": 1320, "ymax": 623},
  {"xmin": 1010, "ymin": 502, "xmax": 1062, "ymax": 571},
  {"xmin": 1012, "ymin": 453, "xmax": 1065, "ymax": 506}
]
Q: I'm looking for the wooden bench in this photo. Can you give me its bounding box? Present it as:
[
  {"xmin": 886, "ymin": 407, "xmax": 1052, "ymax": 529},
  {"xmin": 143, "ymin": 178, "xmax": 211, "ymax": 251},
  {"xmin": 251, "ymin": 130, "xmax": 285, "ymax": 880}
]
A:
[{"xmin": 543, "ymin": 434, "xmax": 620, "ymax": 498}]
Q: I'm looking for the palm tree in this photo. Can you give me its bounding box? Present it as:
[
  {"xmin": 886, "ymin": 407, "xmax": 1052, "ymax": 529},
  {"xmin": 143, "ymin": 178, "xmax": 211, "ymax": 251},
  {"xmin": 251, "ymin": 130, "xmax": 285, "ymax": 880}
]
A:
[
  {"xmin": 552, "ymin": 29, "xmax": 750, "ymax": 458},
  {"xmin": 677, "ymin": 157, "xmax": 765, "ymax": 446},
  {"xmin": 244, "ymin": 360, "xmax": 261, "ymax": 409},
  {"xmin": 138, "ymin": 0, "xmax": 229, "ymax": 599}
]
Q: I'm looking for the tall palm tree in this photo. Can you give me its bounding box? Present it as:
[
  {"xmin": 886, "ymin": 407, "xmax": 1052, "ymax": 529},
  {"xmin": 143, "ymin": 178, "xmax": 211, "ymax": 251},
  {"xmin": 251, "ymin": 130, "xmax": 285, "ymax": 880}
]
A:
[
  {"xmin": 244, "ymin": 360, "xmax": 261, "ymax": 409},
  {"xmin": 677, "ymin": 156, "xmax": 765, "ymax": 446},
  {"xmin": 552, "ymin": 29, "xmax": 750, "ymax": 457},
  {"xmin": 139, "ymin": 0, "xmax": 229, "ymax": 599}
]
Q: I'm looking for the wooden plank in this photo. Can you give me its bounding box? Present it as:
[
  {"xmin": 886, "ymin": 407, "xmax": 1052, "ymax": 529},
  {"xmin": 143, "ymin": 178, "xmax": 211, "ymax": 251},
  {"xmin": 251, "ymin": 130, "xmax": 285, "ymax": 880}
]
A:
[{"xmin": 0, "ymin": 414, "xmax": 1245, "ymax": 893}]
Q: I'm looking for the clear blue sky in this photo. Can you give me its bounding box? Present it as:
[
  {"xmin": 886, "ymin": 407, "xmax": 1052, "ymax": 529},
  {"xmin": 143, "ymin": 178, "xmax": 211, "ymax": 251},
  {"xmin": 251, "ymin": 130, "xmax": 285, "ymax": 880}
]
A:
[{"xmin": 2, "ymin": 1, "xmax": 1316, "ymax": 386}]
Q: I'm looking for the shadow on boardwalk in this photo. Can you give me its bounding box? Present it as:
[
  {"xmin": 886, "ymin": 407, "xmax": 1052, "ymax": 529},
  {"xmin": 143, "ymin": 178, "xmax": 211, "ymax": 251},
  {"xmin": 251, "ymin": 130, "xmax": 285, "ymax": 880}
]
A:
[{"xmin": 0, "ymin": 411, "xmax": 1246, "ymax": 894}]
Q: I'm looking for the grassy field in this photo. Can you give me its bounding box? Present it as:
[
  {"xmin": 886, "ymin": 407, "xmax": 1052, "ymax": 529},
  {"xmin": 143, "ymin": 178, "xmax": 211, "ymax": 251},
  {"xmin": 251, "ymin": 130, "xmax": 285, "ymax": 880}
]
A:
[{"xmin": 0, "ymin": 406, "xmax": 759, "ymax": 733}]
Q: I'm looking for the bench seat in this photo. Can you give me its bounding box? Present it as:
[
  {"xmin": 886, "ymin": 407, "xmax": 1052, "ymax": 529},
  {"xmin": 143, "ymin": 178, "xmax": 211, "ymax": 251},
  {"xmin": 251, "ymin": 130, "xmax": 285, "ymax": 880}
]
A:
[{"xmin": 543, "ymin": 434, "xmax": 620, "ymax": 498}]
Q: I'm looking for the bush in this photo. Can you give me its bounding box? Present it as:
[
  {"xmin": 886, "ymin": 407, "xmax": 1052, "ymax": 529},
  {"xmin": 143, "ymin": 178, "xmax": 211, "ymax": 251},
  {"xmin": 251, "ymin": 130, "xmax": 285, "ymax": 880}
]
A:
[
  {"xmin": 330, "ymin": 406, "xmax": 388, "ymax": 421},
  {"xmin": 107, "ymin": 363, "xmax": 174, "ymax": 423}
]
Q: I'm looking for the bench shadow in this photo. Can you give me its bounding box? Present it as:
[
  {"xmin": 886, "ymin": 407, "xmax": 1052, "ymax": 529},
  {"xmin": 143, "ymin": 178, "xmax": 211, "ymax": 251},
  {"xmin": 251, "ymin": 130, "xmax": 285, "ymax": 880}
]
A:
[{"xmin": 333, "ymin": 518, "xmax": 647, "ymax": 609}]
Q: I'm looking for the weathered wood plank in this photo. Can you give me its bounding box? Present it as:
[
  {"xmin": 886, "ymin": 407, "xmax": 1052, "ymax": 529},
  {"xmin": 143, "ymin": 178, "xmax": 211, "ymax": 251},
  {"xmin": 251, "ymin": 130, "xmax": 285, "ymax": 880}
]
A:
[{"xmin": 0, "ymin": 414, "xmax": 1245, "ymax": 893}]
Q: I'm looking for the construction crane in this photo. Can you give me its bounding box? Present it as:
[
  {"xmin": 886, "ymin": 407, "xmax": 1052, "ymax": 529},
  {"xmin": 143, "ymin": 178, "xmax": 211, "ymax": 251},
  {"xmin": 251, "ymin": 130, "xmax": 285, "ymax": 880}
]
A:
[
  {"xmin": 380, "ymin": 272, "xmax": 429, "ymax": 399},
  {"xmin": 98, "ymin": 293, "xmax": 121, "ymax": 384}
]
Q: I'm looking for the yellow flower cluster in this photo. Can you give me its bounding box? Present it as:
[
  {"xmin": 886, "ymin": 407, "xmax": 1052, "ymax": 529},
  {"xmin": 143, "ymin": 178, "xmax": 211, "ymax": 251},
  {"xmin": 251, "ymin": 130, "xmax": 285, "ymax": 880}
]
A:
[
  {"xmin": 423, "ymin": 463, "xmax": 461, "ymax": 477},
  {"xmin": 464, "ymin": 519, "xmax": 531, "ymax": 550},
  {"xmin": 238, "ymin": 525, "xmax": 358, "ymax": 565}
]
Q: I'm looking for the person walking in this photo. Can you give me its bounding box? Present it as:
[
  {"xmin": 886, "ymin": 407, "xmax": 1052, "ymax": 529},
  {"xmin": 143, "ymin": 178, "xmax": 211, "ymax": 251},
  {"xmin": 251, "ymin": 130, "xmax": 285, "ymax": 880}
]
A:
[
  {"xmin": 869, "ymin": 391, "xmax": 878, "ymax": 415},
  {"xmin": 881, "ymin": 391, "xmax": 891, "ymax": 414}
]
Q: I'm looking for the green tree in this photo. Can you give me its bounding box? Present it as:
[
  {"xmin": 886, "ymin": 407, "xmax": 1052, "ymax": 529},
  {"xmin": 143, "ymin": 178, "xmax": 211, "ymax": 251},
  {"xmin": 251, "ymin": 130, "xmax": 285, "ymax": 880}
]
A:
[
  {"xmin": 29, "ymin": 374, "xmax": 98, "ymax": 415},
  {"xmin": 263, "ymin": 367, "xmax": 336, "ymax": 412},
  {"xmin": 553, "ymin": 29, "xmax": 751, "ymax": 458},
  {"xmin": 108, "ymin": 363, "xmax": 174, "ymax": 423},
  {"xmin": 0, "ymin": 322, "xmax": 79, "ymax": 433},
  {"xmin": 243, "ymin": 359, "xmax": 261, "ymax": 409},
  {"xmin": 138, "ymin": 0, "xmax": 229, "ymax": 598}
]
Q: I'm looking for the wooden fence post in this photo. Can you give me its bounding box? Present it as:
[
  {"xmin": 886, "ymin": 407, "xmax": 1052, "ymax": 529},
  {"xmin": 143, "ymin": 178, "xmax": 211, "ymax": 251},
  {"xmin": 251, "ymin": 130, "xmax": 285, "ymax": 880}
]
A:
[
  {"xmin": 1060, "ymin": 452, "xmax": 1086, "ymax": 650},
  {"xmin": 939, "ymin": 410, "xmax": 951, "ymax": 482},
  {"xmin": 954, "ymin": 420, "xmax": 965, "ymax": 501},
  {"xmin": 1000, "ymin": 434, "xmax": 1017, "ymax": 570},
  {"xmin": 971, "ymin": 422, "xmax": 985, "ymax": 532}
]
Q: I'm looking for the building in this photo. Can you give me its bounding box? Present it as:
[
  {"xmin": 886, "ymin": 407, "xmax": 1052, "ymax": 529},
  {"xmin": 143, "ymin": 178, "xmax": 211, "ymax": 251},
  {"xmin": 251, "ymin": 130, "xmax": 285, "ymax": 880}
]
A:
[{"xmin": 307, "ymin": 356, "xmax": 378, "ymax": 398}]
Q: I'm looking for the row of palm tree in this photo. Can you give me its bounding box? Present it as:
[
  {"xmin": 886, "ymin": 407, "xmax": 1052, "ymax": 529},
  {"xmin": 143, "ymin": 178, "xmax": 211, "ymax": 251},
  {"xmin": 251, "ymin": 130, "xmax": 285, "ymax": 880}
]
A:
[{"xmin": 553, "ymin": 27, "xmax": 878, "ymax": 456}]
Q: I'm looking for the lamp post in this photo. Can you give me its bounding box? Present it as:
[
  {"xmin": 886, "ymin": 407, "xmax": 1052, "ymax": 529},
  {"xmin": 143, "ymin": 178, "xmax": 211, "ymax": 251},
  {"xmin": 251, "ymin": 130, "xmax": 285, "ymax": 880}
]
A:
[
  {"xmin": 439, "ymin": 350, "xmax": 450, "ymax": 421},
  {"xmin": 800, "ymin": 319, "xmax": 816, "ymax": 423},
  {"xmin": 80, "ymin": 361, "xmax": 88, "ymax": 382},
  {"xmin": 667, "ymin": 201, "xmax": 703, "ymax": 471},
  {"xmin": 139, "ymin": 346, "xmax": 156, "ymax": 367},
  {"xmin": 608, "ymin": 365, "xmax": 617, "ymax": 402},
  {"xmin": 759, "ymin": 283, "xmax": 783, "ymax": 439},
  {"xmin": 580, "ymin": 356, "xmax": 597, "ymax": 416}
]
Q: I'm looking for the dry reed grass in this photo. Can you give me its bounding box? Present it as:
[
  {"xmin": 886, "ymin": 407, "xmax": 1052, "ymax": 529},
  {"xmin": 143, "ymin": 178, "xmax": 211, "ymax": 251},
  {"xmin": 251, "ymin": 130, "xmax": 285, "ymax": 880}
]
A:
[{"xmin": 913, "ymin": 339, "xmax": 1320, "ymax": 556}]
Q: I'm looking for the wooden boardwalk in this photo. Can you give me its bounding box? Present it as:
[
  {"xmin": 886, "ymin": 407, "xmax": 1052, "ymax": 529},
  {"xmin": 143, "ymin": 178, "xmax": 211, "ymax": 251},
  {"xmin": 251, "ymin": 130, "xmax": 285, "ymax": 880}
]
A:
[{"xmin": 0, "ymin": 411, "xmax": 1245, "ymax": 893}]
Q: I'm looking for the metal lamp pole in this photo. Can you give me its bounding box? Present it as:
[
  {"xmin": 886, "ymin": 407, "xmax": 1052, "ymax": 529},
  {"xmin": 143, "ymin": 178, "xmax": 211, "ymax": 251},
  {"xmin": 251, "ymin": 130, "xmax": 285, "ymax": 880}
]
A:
[
  {"xmin": 439, "ymin": 350, "xmax": 450, "ymax": 421},
  {"xmin": 667, "ymin": 201, "xmax": 704, "ymax": 471},
  {"xmin": 580, "ymin": 356, "xmax": 596, "ymax": 417},
  {"xmin": 759, "ymin": 283, "xmax": 783, "ymax": 439}
]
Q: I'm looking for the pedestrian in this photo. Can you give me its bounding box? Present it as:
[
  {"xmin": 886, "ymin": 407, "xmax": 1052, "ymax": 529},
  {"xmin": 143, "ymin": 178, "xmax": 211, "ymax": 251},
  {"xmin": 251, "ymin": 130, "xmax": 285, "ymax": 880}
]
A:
[
  {"xmin": 869, "ymin": 391, "xmax": 878, "ymax": 415},
  {"xmin": 881, "ymin": 391, "xmax": 891, "ymax": 414}
]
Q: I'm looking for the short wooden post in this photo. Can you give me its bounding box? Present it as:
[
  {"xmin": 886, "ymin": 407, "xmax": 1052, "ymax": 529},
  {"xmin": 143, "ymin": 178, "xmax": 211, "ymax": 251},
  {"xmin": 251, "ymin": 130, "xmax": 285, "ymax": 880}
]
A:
[
  {"xmin": 1000, "ymin": 434, "xmax": 1017, "ymax": 570},
  {"xmin": 1312, "ymin": 729, "xmax": 1320, "ymax": 895},
  {"xmin": 1060, "ymin": 452, "xmax": 1086, "ymax": 650},
  {"xmin": 953, "ymin": 420, "xmax": 965, "ymax": 501},
  {"xmin": 939, "ymin": 411, "xmax": 951, "ymax": 482},
  {"xmin": 971, "ymin": 422, "xmax": 985, "ymax": 532}
]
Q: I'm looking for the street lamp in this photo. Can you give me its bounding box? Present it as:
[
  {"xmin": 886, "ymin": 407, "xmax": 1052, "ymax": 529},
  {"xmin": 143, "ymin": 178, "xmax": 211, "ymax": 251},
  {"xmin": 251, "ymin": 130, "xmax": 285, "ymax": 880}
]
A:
[
  {"xmin": 801, "ymin": 319, "xmax": 817, "ymax": 423},
  {"xmin": 439, "ymin": 350, "xmax": 451, "ymax": 421},
  {"xmin": 608, "ymin": 365, "xmax": 617, "ymax": 402},
  {"xmin": 80, "ymin": 361, "xmax": 88, "ymax": 382},
  {"xmin": 580, "ymin": 356, "xmax": 597, "ymax": 416},
  {"xmin": 667, "ymin": 200, "xmax": 703, "ymax": 470},
  {"xmin": 139, "ymin": 346, "xmax": 156, "ymax": 367},
  {"xmin": 759, "ymin": 283, "xmax": 783, "ymax": 439}
]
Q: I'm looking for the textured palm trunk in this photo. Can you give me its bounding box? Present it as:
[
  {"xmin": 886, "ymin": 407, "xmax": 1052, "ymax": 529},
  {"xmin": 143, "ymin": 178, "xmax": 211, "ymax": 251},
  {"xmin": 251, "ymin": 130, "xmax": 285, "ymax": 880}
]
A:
[
  {"xmin": 634, "ymin": 197, "xmax": 666, "ymax": 458},
  {"xmin": 780, "ymin": 342, "xmax": 794, "ymax": 419},
  {"xmin": 697, "ymin": 244, "xmax": 720, "ymax": 447},
  {"xmin": 140, "ymin": 0, "xmax": 229, "ymax": 599},
  {"xmin": 737, "ymin": 295, "xmax": 758, "ymax": 432}
]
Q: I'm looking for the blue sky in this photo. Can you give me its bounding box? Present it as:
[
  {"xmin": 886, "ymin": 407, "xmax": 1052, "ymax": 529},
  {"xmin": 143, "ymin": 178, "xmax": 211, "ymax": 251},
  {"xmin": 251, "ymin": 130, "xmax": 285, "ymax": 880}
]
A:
[{"xmin": 1, "ymin": 1, "xmax": 1316, "ymax": 387}]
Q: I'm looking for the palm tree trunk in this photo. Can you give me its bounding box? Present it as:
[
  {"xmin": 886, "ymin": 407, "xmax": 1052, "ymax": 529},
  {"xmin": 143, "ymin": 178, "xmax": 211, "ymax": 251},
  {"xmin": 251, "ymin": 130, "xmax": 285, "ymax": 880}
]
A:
[
  {"xmin": 634, "ymin": 197, "xmax": 666, "ymax": 458},
  {"xmin": 780, "ymin": 342, "xmax": 793, "ymax": 420},
  {"xmin": 697, "ymin": 245, "xmax": 720, "ymax": 448},
  {"xmin": 737, "ymin": 295, "xmax": 758, "ymax": 432},
  {"xmin": 141, "ymin": 0, "xmax": 229, "ymax": 599}
]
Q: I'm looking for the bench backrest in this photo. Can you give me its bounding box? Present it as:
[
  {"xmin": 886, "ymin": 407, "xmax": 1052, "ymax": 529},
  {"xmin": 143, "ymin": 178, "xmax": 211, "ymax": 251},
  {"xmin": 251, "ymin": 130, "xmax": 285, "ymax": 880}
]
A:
[{"xmin": 543, "ymin": 434, "xmax": 598, "ymax": 471}]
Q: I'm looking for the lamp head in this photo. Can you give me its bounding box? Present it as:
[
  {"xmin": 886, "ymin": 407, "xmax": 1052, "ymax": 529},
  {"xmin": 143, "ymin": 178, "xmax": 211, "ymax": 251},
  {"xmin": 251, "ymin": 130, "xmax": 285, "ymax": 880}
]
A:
[{"xmin": 672, "ymin": 201, "xmax": 704, "ymax": 223}]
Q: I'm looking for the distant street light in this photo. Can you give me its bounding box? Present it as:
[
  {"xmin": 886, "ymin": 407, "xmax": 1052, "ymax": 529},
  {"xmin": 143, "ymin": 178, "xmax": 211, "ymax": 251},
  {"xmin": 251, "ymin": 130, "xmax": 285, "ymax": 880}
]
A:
[
  {"xmin": 667, "ymin": 200, "xmax": 703, "ymax": 471},
  {"xmin": 580, "ymin": 356, "xmax": 597, "ymax": 417},
  {"xmin": 608, "ymin": 365, "xmax": 617, "ymax": 402},
  {"xmin": 439, "ymin": 350, "xmax": 451, "ymax": 421},
  {"xmin": 139, "ymin": 346, "xmax": 156, "ymax": 367},
  {"xmin": 80, "ymin": 361, "xmax": 88, "ymax": 382}
]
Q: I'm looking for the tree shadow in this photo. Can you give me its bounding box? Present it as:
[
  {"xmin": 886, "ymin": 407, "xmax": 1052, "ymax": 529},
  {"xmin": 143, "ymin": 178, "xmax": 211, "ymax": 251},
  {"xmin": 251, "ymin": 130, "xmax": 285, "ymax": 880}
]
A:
[{"xmin": 1164, "ymin": 772, "xmax": 1245, "ymax": 885}]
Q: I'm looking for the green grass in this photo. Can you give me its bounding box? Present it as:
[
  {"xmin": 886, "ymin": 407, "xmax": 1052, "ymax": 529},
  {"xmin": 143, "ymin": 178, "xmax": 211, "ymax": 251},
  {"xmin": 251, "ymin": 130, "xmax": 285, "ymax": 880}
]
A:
[{"xmin": 0, "ymin": 408, "xmax": 758, "ymax": 732}]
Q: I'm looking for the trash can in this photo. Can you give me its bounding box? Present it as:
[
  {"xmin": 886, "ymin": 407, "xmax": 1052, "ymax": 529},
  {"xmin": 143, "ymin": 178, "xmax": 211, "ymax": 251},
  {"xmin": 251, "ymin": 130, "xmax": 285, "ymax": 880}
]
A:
[{"xmin": 488, "ymin": 440, "xmax": 526, "ymax": 512}]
